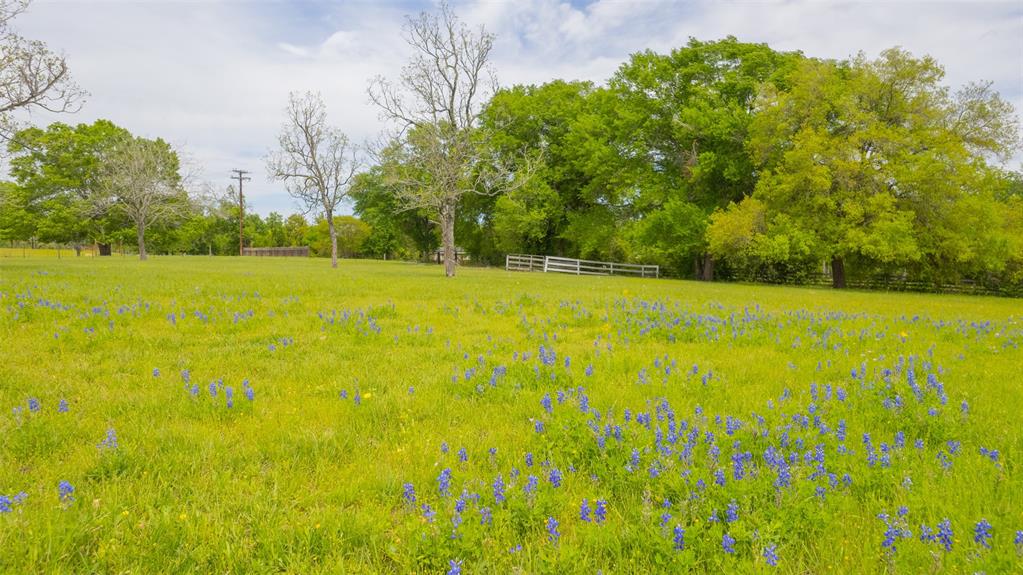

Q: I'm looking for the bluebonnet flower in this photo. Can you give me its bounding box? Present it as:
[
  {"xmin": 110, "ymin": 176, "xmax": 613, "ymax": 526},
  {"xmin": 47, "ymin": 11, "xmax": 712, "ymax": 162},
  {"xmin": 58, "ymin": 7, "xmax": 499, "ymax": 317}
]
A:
[
  {"xmin": 525, "ymin": 452, "xmax": 534, "ymax": 467},
  {"xmin": 492, "ymin": 474, "xmax": 506, "ymax": 504},
  {"xmin": 208, "ymin": 382, "xmax": 217, "ymax": 398},
  {"xmin": 450, "ymin": 511, "xmax": 463, "ymax": 536},
  {"xmin": 0, "ymin": 495, "xmax": 11, "ymax": 513},
  {"xmin": 446, "ymin": 559, "xmax": 462, "ymax": 575},
  {"xmin": 937, "ymin": 519, "xmax": 953, "ymax": 552},
  {"xmin": 458, "ymin": 447, "xmax": 468, "ymax": 463},
  {"xmin": 152, "ymin": 368, "xmax": 160, "ymax": 377},
  {"xmin": 979, "ymin": 447, "xmax": 1000, "ymax": 463},
  {"xmin": 961, "ymin": 400, "xmax": 969, "ymax": 415},
  {"xmin": 421, "ymin": 504, "xmax": 435, "ymax": 523},
  {"xmin": 580, "ymin": 499, "xmax": 591, "ymax": 522},
  {"xmin": 534, "ymin": 420, "xmax": 545, "ymax": 433},
  {"xmin": 673, "ymin": 525, "xmax": 685, "ymax": 551},
  {"xmin": 714, "ymin": 469, "xmax": 726, "ymax": 487},
  {"xmin": 594, "ymin": 499, "xmax": 608, "ymax": 523},
  {"xmin": 27, "ymin": 398, "xmax": 40, "ymax": 412},
  {"xmin": 548, "ymin": 468, "xmax": 563, "ymax": 488},
  {"xmin": 479, "ymin": 506, "xmax": 492, "ymax": 525},
  {"xmin": 340, "ymin": 390, "xmax": 348, "ymax": 400},
  {"xmin": 244, "ymin": 385, "xmax": 254, "ymax": 401},
  {"xmin": 585, "ymin": 364, "xmax": 594, "ymax": 377},
  {"xmin": 98, "ymin": 428, "xmax": 118, "ymax": 450},
  {"xmin": 524, "ymin": 475, "xmax": 538, "ymax": 494},
  {"xmin": 764, "ymin": 544, "xmax": 779, "ymax": 566},
  {"xmin": 722, "ymin": 533, "xmax": 736, "ymax": 554},
  {"xmin": 879, "ymin": 512, "xmax": 912, "ymax": 554},
  {"xmin": 1014, "ymin": 530, "xmax": 1023, "ymax": 551},
  {"xmin": 402, "ymin": 482, "xmax": 415, "ymax": 506},
  {"xmin": 58, "ymin": 399, "xmax": 69, "ymax": 413},
  {"xmin": 181, "ymin": 369, "xmax": 191, "ymax": 384},
  {"xmin": 225, "ymin": 386, "xmax": 234, "ymax": 408},
  {"xmin": 58, "ymin": 481, "xmax": 75, "ymax": 505},
  {"xmin": 974, "ymin": 518, "xmax": 993, "ymax": 548},
  {"xmin": 440, "ymin": 442, "xmax": 449, "ymax": 454},
  {"xmin": 546, "ymin": 516, "xmax": 560, "ymax": 544},
  {"xmin": 437, "ymin": 468, "xmax": 452, "ymax": 497},
  {"xmin": 726, "ymin": 500, "xmax": 739, "ymax": 523}
]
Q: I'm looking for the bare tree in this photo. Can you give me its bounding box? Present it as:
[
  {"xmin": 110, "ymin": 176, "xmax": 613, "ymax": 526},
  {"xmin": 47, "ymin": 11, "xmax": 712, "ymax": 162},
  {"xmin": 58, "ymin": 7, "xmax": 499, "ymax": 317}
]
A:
[
  {"xmin": 369, "ymin": 2, "xmax": 528, "ymax": 277},
  {"xmin": 0, "ymin": 0, "xmax": 86, "ymax": 139},
  {"xmin": 266, "ymin": 91, "xmax": 358, "ymax": 269},
  {"xmin": 98, "ymin": 136, "xmax": 189, "ymax": 260}
]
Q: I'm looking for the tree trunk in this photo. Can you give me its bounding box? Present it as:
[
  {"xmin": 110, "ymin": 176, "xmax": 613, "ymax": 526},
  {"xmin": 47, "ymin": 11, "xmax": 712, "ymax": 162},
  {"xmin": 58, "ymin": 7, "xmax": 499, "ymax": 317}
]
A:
[
  {"xmin": 440, "ymin": 201, "xmax": 456, "ymax": 277},
  {"xmin": 137, "ymin": 223, "xmax": 148, "ymax": 261},
  {"xmin": 701, "ymin": 255, "xmax": 715, "ymax": 281},
  {"xmin": 98, "ymin": 243, "xmax": 111, "ymax": 256},
  {"xmin": 327, "ymin": 212, "xmax": 338, "ymax": 268},
  {"xmin": 831, "ymin": 256, "xmax": 846, "ymax": 289}
]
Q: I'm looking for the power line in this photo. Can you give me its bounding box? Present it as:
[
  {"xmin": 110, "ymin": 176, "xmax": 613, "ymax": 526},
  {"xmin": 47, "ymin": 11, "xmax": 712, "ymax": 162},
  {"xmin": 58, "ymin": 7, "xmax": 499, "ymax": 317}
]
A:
[{"xmin": 230, "ymin": 169, "xmax": 251, "ymax": 256}]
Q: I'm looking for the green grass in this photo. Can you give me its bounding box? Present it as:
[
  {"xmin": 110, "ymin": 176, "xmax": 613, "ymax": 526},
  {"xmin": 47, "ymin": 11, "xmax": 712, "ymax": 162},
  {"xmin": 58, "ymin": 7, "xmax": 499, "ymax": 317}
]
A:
[{"xmin": 1, "ymin": 256, "xmax": 1020, "ymax": 573}]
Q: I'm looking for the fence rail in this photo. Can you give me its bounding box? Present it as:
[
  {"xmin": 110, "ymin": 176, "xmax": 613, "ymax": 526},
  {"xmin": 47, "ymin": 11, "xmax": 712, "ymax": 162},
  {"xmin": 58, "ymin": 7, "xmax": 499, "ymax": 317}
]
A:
[
  {"xmin": 506, "ymin": 254, "xmax": 659, "ymax": 278},
  {"xmin": 242, "ymin": 247, "xmax": 309, "ymax": 257}
]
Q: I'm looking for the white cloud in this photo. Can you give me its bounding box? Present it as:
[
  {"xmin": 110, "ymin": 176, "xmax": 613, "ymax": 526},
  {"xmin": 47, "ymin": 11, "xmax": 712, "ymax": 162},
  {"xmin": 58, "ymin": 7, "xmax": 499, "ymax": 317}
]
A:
[{"xmin": 11, "ymin": 0, "xmax": 1022, "ymax": 216}]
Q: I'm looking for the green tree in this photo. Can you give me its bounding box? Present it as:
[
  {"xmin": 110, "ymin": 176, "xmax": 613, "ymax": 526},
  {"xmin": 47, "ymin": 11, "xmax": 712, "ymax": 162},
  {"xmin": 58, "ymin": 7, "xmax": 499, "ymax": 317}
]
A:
[
  {"xmin": 6, "ymin": 120, "xmax": 132, "ymax": 252},
  {"xmin": 741, "ymin": 49, "xmax": 1019, "ymax": 287}
]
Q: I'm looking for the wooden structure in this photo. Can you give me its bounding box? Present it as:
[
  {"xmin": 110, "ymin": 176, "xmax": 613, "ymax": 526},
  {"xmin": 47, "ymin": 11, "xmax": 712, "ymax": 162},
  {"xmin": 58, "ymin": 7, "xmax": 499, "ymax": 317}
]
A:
[
  {"xmin": 242, "ymin": 247, "xmax": 310, "ymax": 257},
  {"xmin": 506, "ymin": 254, "xmax": 659, "ymax": 278}
]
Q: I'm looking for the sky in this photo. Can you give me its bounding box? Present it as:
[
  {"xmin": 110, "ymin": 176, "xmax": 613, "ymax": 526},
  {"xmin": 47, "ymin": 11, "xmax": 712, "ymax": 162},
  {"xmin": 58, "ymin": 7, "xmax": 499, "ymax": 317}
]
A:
[{"xmin": 13, "ymin": 0, "xmax": 1023, "ymax": 217}]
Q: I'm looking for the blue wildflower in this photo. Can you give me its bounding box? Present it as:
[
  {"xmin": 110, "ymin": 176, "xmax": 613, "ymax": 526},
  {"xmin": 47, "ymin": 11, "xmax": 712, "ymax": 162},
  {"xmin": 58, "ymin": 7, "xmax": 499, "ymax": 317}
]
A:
[
  {"xmin": 673, "ymin": 525, "xmax": 685, "ymax": 551},
  {"xmin": 58, "ymin": 399, "xmax": 69, "ymax": 413},
  {"xmin": 27, "ymin": 398, "xmax": 40, "ymax": 412},
  {"xmin": 726, "ymin": 500, "xmax": 739, "ymax": 523},
  {"xmin": 438, "ymin": 468, "xmax": 452, "ymax": 497},
  {"xmin": 421, "ymin": 504, "xmax": 435, "ymax": 523},
  {"xmin": 595, "ymin": 499, "xmax": 608, "ymax": 523},
  {"xmin": 458, "ymin": 447, "xmax": 468, "ymax": 463},
  {"xmin": 524, "ymin": 475, "xmax": 538, "ymax": 494},
  {"xmin": 152, "ymin": 368, "xmax": 160, "ymax": 377},
  {"xmin": 58, "ymin": 481, "xmax": 74, "ymax": 505},
  {"xmin": 764, "ymin": 544, "xmax": 779, "ymax": 566},
  {"xmin": 722, "ymin": 533, "xmax": 736, "ymax": 554},
  {"xmin": 937, "ymin": 519, "xmax": 953, "ymax": 552},
  {"xmin": 580, "ymin": 498, "xmax": 591, "ymax": 522},
  {"xmin": 546, "ymin": 516, "xmax": 560, "ymax": 544},
  {"xmin": 974, "ymin": 518, "xmax": 993, "ymax": 548},
  {"xmin": 402, "ymin": 482, "xmax": 415, "ymax": 506},
  {"xmin": 225, "ymin": 386, "xmax": 234, "ymax": 408},
  {"xmin": 0, "ymin": 495, "xmax": 11, "ymax": 513},
  {"xmin": 548, "ymin": 468, "xmax": 563, "ymax": 488},
  {"xmin": 446, "ymin": 559, "xmax": 462, "ymax": 575},
  {"xmin": 98, "ymin": 428, "xmax": 118, "ymax": 450},
  {"xmin": 492, "ymin": 474, "xmax": 506, "ymax": 504}
]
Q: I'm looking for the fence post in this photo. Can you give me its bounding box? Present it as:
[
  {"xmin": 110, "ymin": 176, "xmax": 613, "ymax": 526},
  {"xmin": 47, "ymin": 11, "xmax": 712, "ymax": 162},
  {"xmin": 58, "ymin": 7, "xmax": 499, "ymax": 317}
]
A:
[
  {"xmin": 576, "ymin": 259, "xmax": 580, "ymax": 275},
  {"xmin": 543, "ymin": 256, "xmax": 549, "ymax": 273}
]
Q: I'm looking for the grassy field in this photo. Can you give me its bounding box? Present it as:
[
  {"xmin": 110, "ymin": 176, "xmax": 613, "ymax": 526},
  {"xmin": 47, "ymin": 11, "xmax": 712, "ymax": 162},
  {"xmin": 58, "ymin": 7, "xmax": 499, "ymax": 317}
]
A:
[{"xmin": 1, "ymin": 256, "xmax": 1021, "ymax": 574}]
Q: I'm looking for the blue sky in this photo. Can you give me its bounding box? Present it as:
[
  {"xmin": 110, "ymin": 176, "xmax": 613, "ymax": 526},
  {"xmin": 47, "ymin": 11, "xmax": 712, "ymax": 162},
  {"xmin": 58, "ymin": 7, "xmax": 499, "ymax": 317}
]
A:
[{"xmin": 14, "ymin": 0, "xmax": 1023, "ymax": 216}]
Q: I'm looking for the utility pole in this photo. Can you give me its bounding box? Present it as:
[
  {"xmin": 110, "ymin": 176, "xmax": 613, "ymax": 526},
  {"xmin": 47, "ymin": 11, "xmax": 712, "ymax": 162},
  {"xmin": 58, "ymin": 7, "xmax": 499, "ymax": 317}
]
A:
[{"xmin": 231, "ymin": 169, "xmax": 251, "ymax": 256}]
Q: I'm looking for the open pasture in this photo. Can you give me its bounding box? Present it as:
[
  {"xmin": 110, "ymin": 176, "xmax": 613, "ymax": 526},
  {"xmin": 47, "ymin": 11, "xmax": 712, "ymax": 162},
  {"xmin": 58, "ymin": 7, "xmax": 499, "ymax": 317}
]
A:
[{"xmin": 1, "ymin": 257, "xmax": 1021, "ymax": 573}]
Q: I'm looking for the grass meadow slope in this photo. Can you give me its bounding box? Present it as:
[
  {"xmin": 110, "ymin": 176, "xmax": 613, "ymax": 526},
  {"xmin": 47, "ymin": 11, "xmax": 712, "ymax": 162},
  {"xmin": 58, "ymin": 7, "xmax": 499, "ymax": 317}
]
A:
[{"xmin": 1, "ymin": 257, "xmax": 1021, "ymax": 573}]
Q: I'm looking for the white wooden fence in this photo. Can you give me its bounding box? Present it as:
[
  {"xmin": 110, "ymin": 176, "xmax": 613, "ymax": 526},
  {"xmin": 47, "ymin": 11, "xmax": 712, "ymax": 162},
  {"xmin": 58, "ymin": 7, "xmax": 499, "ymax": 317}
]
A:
[{"xmin": 505, "ymin": 254, "xmax": 659, "ymax": 278}]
